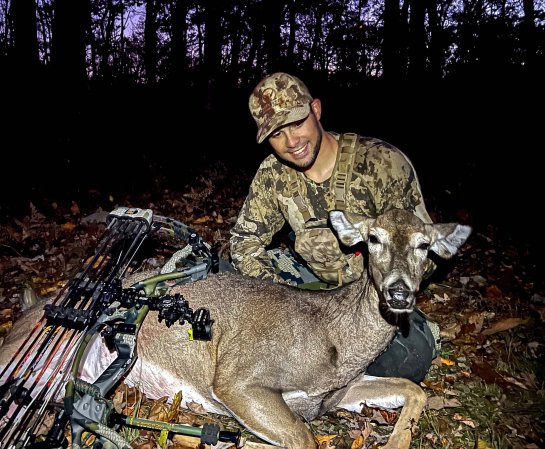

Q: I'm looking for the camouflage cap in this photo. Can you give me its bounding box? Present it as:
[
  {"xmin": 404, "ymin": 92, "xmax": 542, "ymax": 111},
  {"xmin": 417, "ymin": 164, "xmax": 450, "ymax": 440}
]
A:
[{"xmin": 249, "ymin": 72, "xmax": 313, "ymax": 144}]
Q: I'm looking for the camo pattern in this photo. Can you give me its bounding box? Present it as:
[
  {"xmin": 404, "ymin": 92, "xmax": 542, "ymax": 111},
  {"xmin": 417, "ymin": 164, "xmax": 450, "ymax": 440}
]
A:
[
  {"xmin": 229, "ymin": 133, "xmax": 432, "ymax": 285},
  {"xmin": 293, "ymin": 227, "xmax": 363, "ymax": 286},
  {"xmin": 249, "ymin": 72, "xmax": 313, "ymax": 143}
]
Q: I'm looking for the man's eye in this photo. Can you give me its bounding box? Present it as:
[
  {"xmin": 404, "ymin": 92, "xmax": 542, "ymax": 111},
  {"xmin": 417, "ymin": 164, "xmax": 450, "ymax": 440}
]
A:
[
  {"xmin": 293, "ymin": 118, "xmax": 305, "ymax": 128},
  {"xmin": 270, "ymin": 130, "xmax": 281, "ymax": 138}
]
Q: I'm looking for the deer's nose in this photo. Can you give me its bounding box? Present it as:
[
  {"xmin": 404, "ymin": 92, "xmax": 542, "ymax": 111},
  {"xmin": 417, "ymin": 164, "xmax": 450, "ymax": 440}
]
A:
[{"xmin": 386, "ymin": 280, "xmax": 412, "ymax": 309}]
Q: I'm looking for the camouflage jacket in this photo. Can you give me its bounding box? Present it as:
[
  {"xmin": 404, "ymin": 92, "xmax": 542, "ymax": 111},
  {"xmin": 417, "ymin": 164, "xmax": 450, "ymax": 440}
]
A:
[{"xmin": 229, "ymin": 132, "xmax": 432, "ymax": 285}]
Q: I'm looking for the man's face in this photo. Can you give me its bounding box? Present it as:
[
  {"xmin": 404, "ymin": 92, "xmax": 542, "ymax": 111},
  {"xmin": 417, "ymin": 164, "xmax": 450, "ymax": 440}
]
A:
[{"xmin": 267, "ymin": 99, "xmax": 323, "ymax": 171}]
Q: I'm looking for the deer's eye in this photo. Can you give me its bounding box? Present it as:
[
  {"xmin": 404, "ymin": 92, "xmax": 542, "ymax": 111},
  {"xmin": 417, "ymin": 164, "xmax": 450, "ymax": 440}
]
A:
[
  {"xmin": 417, "ymin": 242, "xmax": 430, "ymax": 251},
  {"xmin": 368, "ymin": 234, "xmax": 380, "ymax": 245}
]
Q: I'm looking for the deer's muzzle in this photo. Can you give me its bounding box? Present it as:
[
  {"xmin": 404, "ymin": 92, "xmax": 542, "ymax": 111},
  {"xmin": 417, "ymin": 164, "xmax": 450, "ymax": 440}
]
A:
[{"xmin": 385, "ymin": 280, "xmax": 414, "ymax": 311}]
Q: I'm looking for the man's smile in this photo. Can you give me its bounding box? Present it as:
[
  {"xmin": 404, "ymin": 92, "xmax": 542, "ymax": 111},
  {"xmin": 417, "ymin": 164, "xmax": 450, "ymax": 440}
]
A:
[{"xmin": 289, "ymin": 142, "xmax": 309, "ymax": 159}]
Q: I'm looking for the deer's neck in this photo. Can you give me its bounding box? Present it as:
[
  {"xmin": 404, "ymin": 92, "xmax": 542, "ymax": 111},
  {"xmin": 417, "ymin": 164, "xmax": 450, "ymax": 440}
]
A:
[{"xmin": 324, "ymin": 276, "xmax": 397, "ymax": 363}]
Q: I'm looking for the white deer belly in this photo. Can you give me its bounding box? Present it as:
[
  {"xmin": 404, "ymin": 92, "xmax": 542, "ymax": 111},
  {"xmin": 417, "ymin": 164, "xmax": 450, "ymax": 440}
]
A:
[{"xmin": 82, "ymin": 335, "xmax": 227, "ymax": 415}]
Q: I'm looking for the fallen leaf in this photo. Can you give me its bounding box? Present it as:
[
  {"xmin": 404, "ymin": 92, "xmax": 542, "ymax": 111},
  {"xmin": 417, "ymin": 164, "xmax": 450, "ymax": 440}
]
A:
[
  {"xmin": 315, "ymin": 435, "xmax": 337, "ymax": 443},
  {"xmin": 502, "ymin": 375, "xmax": 529, "ymax": 390},
  {"xmin": 439, "ymin": 357, "xmax": 455, "ymax": 366},
  {"xmin": 172, "ymin": 434, "xmax": 201, "ymax": 448},
  {"xmin": 471, "ymin": 360, "xmax": 506, "ymax": 385},
  {"xmin": 192, "ymin": 216, "xmax": 210, "ymax": 224},
  {"xmin": 377, "ymin": 408, "xmax": 398, "ymax": 425},
  {"xmin": 148, "ymin": 399, "xmax": 170, "ymax": 422},
  {"xmin": 316, "ymin": 434, "xmax": 337, "ymax": 449},
  {"xmin": 481, "ymin": 317, "xmax": 527, "ymax": 335},
  {"xmin": 452, "ymin": 412, "xmax": 476, "ymax": 428},
  {"xmin": 112, "ymin": 390, "xmax": 125, "ymax": 413},
  {"xmin": 167, "ymin": 391, "xmax": 183, "ymax": 422},
  {"xmin": 432, "ymin": 293, "xmax": 450, "ymax": 303},
  {"xmin": 421, "ymin": 380, "xmax": 444, "ymax": 393},
  {"xmin": 485, "ymin": 284, "xmax": 503, "ymax": 299},
  {"xmin": 351, "ymin": 434, "xmax": 364, "ymax": 449},
  {"xmin": 440, "ymin": 322, "xmax": 461, "ymax": 340},
  {"xmin": 0, "ymin": 321, "xmax": 13, "ymax": 335},
  {"xmin": 62, "ymin": 222, "xmax": 77, "ymax": 231},
  {"xmin": 187, "ymin": 400, "xmax": 207, "ymax": 414},
  {"xmin": 426, "ymin": 396, "xmax": 462, "ymax": 410},
  {"xmin": 425, "ymin": 432, "xmax": 438, "ymax": 444},
  {"xmin": 467, "ymin": 311, "xmax": 487, "ymax": 334},
  {"xmin": 477, "ymin": 439, "xmax": 494, "ymax": 449}
]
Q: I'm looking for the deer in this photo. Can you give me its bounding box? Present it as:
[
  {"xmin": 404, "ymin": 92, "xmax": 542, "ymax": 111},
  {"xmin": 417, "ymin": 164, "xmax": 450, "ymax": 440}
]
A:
[{"xmin": 0, "ymin": 208, "xmax": 471, "ymax": 449}]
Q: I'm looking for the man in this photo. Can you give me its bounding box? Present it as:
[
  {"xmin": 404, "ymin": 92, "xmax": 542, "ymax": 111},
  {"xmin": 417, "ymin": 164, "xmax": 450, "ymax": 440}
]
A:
[{"xmin": 229, "ymin": 72, "xmax": 438, "ymax": 383}]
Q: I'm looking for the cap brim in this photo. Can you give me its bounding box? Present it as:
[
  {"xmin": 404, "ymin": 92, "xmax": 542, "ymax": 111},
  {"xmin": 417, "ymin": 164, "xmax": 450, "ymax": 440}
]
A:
[{"xmin": 256, "ymin": 104, "xmax": 311, "ymax": 144}]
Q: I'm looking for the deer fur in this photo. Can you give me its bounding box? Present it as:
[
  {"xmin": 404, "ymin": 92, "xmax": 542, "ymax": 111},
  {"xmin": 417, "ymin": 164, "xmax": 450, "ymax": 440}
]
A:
[{"xmin": 0, "ymin": 209, "xmax": 471, "ymax": 449}]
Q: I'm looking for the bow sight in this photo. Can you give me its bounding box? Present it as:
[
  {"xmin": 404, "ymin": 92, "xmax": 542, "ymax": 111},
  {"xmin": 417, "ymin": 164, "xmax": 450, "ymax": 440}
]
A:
[{"xmin": 0, "ymin": 207, "xmax": 239, "ymax": 449}]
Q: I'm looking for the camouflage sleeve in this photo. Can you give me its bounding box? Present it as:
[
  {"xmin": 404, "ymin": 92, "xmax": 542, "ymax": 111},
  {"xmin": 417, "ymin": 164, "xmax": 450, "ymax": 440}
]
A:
[
  {"xmin": 366, "ymin": 142, "xmax": 432, "ymax": 223},
  {"xmin": 229, "ymin": 164, "xmax": 287, "ymax": 283}
]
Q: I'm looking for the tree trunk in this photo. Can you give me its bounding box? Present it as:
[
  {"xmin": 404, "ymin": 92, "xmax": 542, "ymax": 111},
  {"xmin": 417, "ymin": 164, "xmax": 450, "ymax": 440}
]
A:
[
  {"xmin": 171, "ymin": 0, "xmax": 189, "ymax": 85},
  {"xmin": 144, "ymin": 0, "xmax": 158, "ymax": 85},
  {"xmin": 203, "ymin": 0, "xmax": 223, "ymax": 111},
  {"xmin": 51, "ymin": 0, "xmax": 90, "ymax": 91},
  {"xmin": 10, "ymin": 0, "xmax": 39, "ymax": 80},
  {"xmin": 263, "ymin": 0, "xmax": 284, "ymax": 73},
  {"xmin": 407, "ymin": 0, "xmax": 426, "ymax": 81}
]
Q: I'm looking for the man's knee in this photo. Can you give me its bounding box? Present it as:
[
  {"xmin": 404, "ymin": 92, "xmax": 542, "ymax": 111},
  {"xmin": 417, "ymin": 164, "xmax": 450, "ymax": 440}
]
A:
[{"xmin": 366, "ymin": 309, "xmax": 438, "ymax": 383}]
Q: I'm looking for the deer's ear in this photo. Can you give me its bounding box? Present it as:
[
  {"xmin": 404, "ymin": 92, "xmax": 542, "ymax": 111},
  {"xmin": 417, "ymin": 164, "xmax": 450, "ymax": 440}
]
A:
[
  {"xmin": 329, "ymin": 211, "xmax": 371, "ymax": 246},
  {"xmin": 428, "ymin": 223, "xmax": 472, "ymax": 259}
]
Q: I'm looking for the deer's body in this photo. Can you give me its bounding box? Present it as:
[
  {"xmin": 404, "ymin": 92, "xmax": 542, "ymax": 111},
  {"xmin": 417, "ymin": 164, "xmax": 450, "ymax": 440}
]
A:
[
  {"xmin": 0, "ymin": 209, "xmax": 472, "ymax": 449},
  {"xmin": 135, "ymin": 274, "xmax": 394, "ymax": 419}
]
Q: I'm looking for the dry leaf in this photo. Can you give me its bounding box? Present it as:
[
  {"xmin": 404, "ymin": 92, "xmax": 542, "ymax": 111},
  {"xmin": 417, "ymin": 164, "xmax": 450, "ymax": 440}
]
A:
[
  {"xmin": 187, "ymin": 400, "xmax": 207, "ymax": 414},
  {"xmin": 426, "ymin": 396, "xmax": 462, "ymax": 410},
  {"xmin": 62, "ymin": 222, "xmax": 77, "ymax": 231},
  {"xmin": 112, "ymin": 390, "xmax": 125, "ymax": 413},
  {"xmin": 421, "ymin": 380, "xmax": 444, "ymax": 392},
  {"xmin": 0, "ymin": 321, "xmax": 13, "ymax": 335},
  {"xmin": 377, "ymin": 408, "xmax": 398, "ymax": 425},
  {"xmin": 485, "ymin": 284, "xmax": 503, "ymax": 299},
  {"xmin": 477, "ymin": 439, "xmax": 494, "ymax": 449},
  {"xmin": 316, "ymin": 434, "xmax": 337, "ymax": 449},
  {"xmin": 502, "ymin": 375, "xmax": 529, "ymax": 390},
  {"xmin": 192, "ymin": 216, "xmax": 210, "ymax": 224},
  {"xmin": 172, "ymin": 434, "xmax": 201, "ymax": 448},
  {"xmin": 467, "ymin": 311, "xmax": 487, "ymax": 334},
  {"xmin": 440, "ymin": 322, "xmax": 461, "ymax": 340},
  {"xmin": 432, "ymin": 293, "xmax": 450, "ymax": 303},
  {"xmin": 439, "ymin": 357, "xmax": 455, "ymax": 366},
  {"xmin": 452, "ymin": 412, "xmax": 476, "ymax": 428},
  {"xmin": 425, "ymin": 432, "xmax": 438, "ymax": 444},
  {"xmin": 481, "ymin": 317, "xmax": 527, "ymax": 335},
  {"xmin": 167, "ymin": 390, "xmax": 183, "ymax": 422},
  {"xmin": 350, "ymin": 434, "xmax": 364, "ymax": 449},
  {"xmin": 149, "ymin": 399, "xmax": 170, "ymax": 422}
]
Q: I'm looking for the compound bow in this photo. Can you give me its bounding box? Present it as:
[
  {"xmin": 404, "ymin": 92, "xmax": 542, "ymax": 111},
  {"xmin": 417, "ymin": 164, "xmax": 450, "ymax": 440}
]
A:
[{"xmin": 0, "ymin": 207, "xmax": 239, "ymax": 449}]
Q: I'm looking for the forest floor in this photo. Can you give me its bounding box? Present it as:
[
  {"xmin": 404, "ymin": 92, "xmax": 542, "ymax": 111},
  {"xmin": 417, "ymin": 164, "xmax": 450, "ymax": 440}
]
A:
[{"xmin": 0, "ymin": 161, "xmax": 544, "ymax": 449}]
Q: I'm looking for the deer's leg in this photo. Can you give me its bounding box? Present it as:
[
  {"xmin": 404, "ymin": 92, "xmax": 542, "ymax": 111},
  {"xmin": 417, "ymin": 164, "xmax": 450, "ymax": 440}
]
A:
[
  {"xmin": 212, "ymin": 379, "xmax": 316, "ymax": 449},
  {"xmin": 335, "ymin": 375, "xmax": 426, "ymax": 449}
]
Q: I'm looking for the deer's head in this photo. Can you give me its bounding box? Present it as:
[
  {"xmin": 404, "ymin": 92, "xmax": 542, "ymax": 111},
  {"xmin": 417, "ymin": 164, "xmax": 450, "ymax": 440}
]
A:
[{"xmin": 330, "ymin": 209, "xmax": 472, "ymax": 315}]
